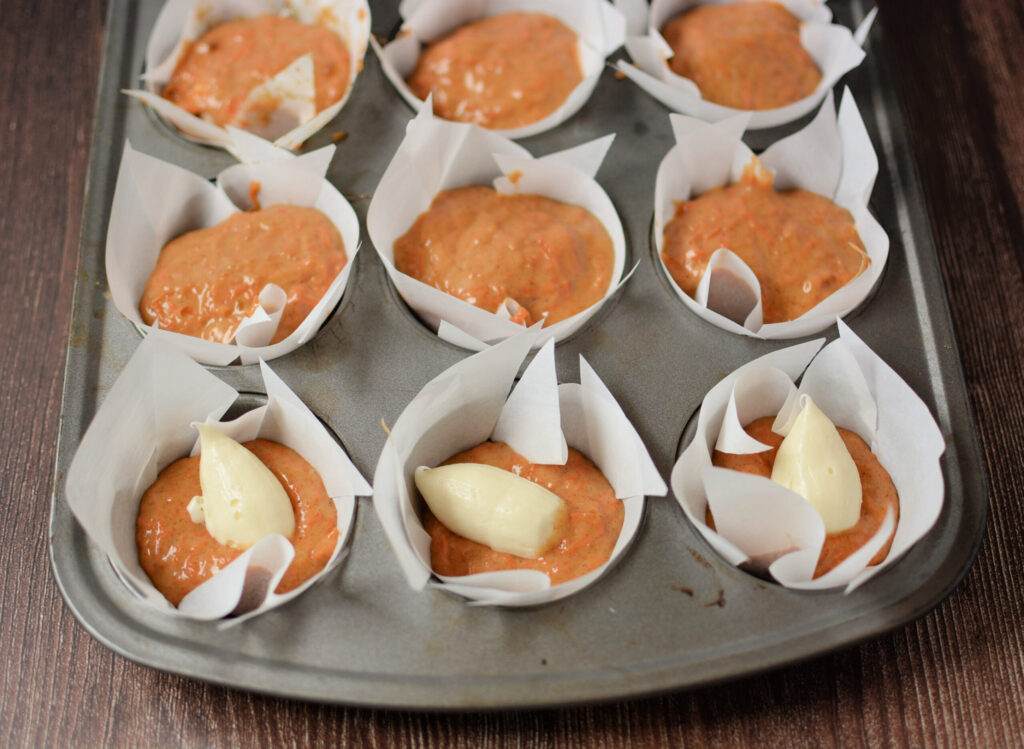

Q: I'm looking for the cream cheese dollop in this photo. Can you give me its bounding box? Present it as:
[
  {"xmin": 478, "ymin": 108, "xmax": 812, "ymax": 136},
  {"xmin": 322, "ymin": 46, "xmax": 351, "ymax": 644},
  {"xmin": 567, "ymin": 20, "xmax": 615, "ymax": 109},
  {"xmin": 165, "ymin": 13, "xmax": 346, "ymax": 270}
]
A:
[
  {"xmin": 414, "ymin": 463, "xmax": 569, "ymax": 559},
  {"xmin": 186, "ymin": 423, "xmax": 295, "ymax": 550},
  {"xmin": 770, "ymin": 395, "xmax": 863, "ymax": 533}
]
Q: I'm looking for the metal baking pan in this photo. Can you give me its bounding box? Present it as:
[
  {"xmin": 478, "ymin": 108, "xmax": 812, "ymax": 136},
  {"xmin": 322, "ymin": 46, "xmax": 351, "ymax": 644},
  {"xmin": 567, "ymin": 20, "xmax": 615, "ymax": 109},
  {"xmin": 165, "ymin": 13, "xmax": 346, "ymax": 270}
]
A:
[{"xmin": 50, "ymin": 0, "xmax": 987, "ymax": 709}]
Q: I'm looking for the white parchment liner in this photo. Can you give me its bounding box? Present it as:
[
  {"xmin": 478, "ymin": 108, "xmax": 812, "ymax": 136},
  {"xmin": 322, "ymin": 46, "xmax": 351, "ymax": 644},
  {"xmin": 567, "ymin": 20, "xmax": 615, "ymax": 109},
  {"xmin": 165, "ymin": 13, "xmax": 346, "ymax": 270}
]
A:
[
  {"xmin": 125, "ymin": 0, "xmax": 371, "ymax": 152},
  {"xmin": 654, "ymin": 88, "xmax": 888, "ymax": 339},
  {"xmin": 107, "ymin": 135, "xmax": 360, "ymax": 365},
  {"xmin": 614, "ymin": 0, "xmax": 876, "ymax": 130},
  {"xmin": 65, "ymin": 336, "xmax": 373, "ymax": 624},
  {"xmin": 367, "ymin": 105, "xmax": 630, "ymax": 351},
  {"xmin": 373, "ymin": 331, "xmax": 667, "ymax": 606},
  {"xmin": 671, "ymin": 320, "xmax": 945, "ymax": 592},
  {"xmin": 372, "ymin": 0, "xmax": 626, "ymax": 140}
]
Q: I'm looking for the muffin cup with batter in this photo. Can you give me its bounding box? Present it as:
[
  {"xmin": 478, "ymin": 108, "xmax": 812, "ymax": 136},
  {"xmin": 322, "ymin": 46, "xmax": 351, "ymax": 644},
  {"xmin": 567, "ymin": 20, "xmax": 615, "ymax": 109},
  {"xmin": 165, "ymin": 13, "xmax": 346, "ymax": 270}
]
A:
[
  {"xmin": 106, "ymin": 135, "xmax": 360, "ymax": 365},
  {"xmin": 616, "ymin": 0, "xmax": 875, "ymax": 129},
  {"xmin": 125, "ymin": 0, "xmax": 371, "ymax": 152},
  {"xmin": 64, "ymin": 336, "xmax": 372, "ymax": 622},
  {"xmin": 671, "ymin": 320, "xmax": 945, "ymax": 591},
  {"xmin": 654, "ymin": 88, "xmax": 888, "ymax": 339},
  {"xmin": 367, "ymin": 105, "xmax": 629, "ymax": 351},
  {"xmin": 373, "ymin": 0, "xmax": 626, "ymax": 140},
  {"xmin": 372, "ymin": 331, "xmax": 667, "ymax": 606}
]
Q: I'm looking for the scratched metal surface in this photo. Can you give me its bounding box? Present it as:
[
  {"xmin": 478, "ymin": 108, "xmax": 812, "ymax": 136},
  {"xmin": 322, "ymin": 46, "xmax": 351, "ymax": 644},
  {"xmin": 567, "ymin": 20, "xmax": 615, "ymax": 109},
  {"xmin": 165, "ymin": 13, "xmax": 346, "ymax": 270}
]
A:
[{"xmin": 49, "ymin": 0, "xmax": 986, "ymax": 708}]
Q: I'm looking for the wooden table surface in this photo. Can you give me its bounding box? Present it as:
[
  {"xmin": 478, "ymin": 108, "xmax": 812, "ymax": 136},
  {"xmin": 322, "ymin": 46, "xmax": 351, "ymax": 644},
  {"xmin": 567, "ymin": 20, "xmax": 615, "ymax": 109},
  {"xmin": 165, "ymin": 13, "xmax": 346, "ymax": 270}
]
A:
[{"xmin": 3, "ymin": 0, "xmax": 1022, "ymax": 745}]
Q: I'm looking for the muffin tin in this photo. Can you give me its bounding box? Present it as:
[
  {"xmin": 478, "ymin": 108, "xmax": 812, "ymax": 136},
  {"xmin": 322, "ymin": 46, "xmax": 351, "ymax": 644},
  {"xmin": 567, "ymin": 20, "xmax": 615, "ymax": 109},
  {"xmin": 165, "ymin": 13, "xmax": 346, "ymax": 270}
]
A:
[{"xmin": 50, "ymin": 0, "xmax": 987, "ymax": 708}]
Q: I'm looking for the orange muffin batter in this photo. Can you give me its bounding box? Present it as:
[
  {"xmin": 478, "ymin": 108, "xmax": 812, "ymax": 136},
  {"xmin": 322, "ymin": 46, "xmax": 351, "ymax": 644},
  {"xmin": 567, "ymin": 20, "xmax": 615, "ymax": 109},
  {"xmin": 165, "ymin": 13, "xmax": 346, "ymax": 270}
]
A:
[
  {"xmin": 424, "ymin": 441, "xmax": 624, "ymax": 584},
  {"xmin": 394, "ymin": 186, "xmax": 614, "ymax": 326},
  {"xmin": 136, "ymin": 439, "xmax": 339, "ymax": 607},
  {"xmin": 140, "ymin": 204, "xmax": 347, "ymax": 344},
  {"xmin": 710, "ymin": 417, "xmax": 899, "ymax": 578},
  {"xmin": 661, "ymin": 2, "xmax": 822, "ymax": 110},
  {"xmin": 661, "ymin": 162, "xmax": 868, "ymax": 323},
  {"xmin": 407, "ymin": 12, "xmax": 582, "ymax": 130},
  {"xmin": 162, "ymin": 15, "xmax": 351, "ymax": 128}
]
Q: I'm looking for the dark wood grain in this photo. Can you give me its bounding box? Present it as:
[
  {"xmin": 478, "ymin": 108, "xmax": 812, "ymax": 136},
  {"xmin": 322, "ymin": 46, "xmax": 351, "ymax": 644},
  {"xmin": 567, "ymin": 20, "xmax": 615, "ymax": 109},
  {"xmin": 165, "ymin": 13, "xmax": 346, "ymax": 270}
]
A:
[{"xmin": 3, "ymin": 0, "xmax": 1023, "ymax": 745}]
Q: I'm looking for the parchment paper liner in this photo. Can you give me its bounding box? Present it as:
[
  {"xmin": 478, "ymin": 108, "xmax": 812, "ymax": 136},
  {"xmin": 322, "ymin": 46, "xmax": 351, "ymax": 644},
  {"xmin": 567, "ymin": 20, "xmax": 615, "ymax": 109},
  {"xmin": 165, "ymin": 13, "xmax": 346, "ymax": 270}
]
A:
[
  {"xmin": 367, "ymin": 104, "xmax": 631, "ymax": 351},
  {"xmin": 125, "ymin": 0, "xmax": 371, "ymax": 153},
  {"xmin": 653, "ymin": 88, "xmax": 888, "ymax": 339},
  {"xmin": 106, "ymin": 134, "xmax": 361, "ymax": 366},
  {"xmin": 64, "ymin": 336, "xmax": 373, "ymax": 625},
  {"xmin": 372, "ymin": 331, "xmax": 667, "ymax": 606},
  {"xmin": 613, "ymin": 0, "xmax": 876, "ymax": 130},
  {"xmin": 372, "ymin": 0, "xmax": 626, "ymax": 140},
  {"xmin": 671, "ymin": 320, "xmax": 945, "ymax": 592}
]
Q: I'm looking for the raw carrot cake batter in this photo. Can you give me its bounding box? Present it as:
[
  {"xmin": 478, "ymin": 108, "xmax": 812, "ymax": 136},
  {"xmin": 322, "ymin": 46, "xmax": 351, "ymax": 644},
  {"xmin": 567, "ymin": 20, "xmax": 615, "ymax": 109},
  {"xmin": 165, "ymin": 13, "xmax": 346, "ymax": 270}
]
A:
[
  {"xmin": 139, "ymin": 204, "xmax": 347, "ymax": 344},
  {"xmin": 407, "ymin": 12, "xmax": 582, "ymax": 130},
  {"xmin": 661, "ymin": 162, "xmax": 868, "ymax": 323},
  {"xmin": 162, "ymin": 15, "xmax": 351, "ymax": 127},
  {"xmin": 661, "ymin": 2, "xmax": 822, "ymax": 110},
  {"xmin": 136, "ymin": 439, "xmax": 338, "ymax": 607},
  {"xmin": 424, "ymin": 441, "xmax": 623, "ymax": 583},
  {"xmin": 394, "ymin": 186, "xmax": 614, "ymax": 326},
  {"xmin": 710, "ymin": 417, "xmax": 899, "ymax": 578}
]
